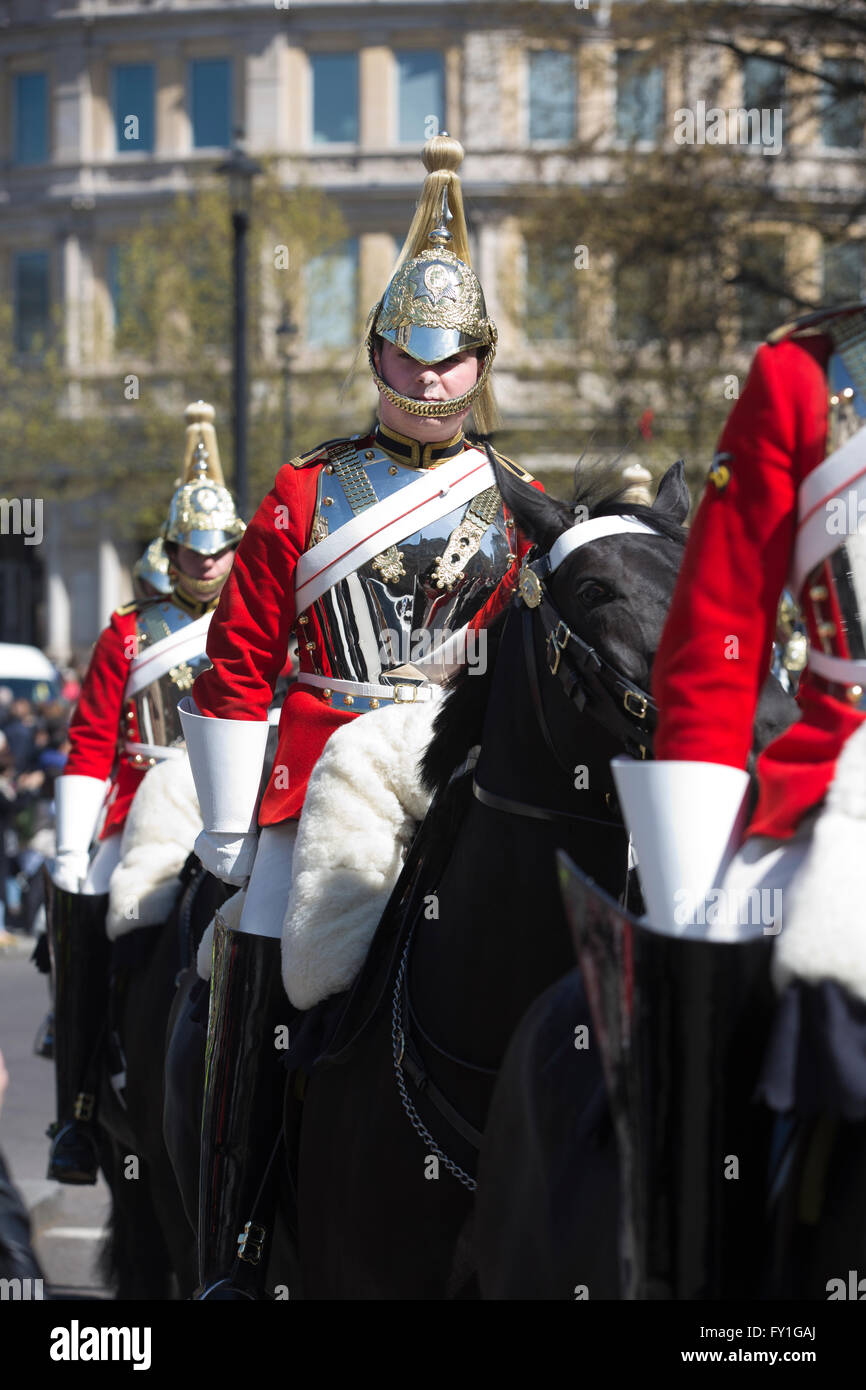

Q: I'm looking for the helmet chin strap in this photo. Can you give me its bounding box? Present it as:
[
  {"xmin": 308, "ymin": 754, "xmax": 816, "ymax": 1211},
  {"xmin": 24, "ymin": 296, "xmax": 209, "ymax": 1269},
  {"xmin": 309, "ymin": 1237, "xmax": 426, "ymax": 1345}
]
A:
[
  {"xmin": 368, "ymin": 337, "xmax": 495, "ymax": 420},
  {"xmin": 171, "ymin": 570, "xmax": 228, "ymax": 605}
]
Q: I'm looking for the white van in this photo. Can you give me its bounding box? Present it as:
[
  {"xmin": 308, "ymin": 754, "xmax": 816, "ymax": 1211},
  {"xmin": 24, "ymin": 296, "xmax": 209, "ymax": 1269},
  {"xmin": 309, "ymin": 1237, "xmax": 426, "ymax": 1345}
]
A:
[{"xmin": 0, "ymin": 643, "xmax": 62, "ymax": 704}]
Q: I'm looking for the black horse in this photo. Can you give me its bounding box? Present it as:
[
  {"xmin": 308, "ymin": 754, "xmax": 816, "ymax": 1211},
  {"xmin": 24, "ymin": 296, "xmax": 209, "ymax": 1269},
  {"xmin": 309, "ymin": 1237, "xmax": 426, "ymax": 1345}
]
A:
[
  {"xmin": 287, "ymin": 459, "xmax": 796, "ymax": 1298},
  {"xmin": 95, "ymin": 857, "xmax": 229, "ymax": 1298}
]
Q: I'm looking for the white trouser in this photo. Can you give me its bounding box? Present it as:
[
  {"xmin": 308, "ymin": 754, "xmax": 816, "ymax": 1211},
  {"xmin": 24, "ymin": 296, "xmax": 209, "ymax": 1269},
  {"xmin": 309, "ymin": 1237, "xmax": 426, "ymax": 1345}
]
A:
[
  {"xmin": 236, "ymin": 822, "xmax": 297, "ymax": 938},
  {"xmin": 82, "ymin": 835, "xmax": 122, "ymax": 895}
]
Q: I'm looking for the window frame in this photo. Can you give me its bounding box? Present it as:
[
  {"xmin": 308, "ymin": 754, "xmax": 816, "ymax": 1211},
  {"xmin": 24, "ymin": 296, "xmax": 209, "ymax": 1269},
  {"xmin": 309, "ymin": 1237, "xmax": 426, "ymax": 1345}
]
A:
[
  {"xmin": 112, "ymin": 62, "xmax": 156, "ymax": 156},
  {"xmin": 12, "ymin": 70, "xmax": 49, "ymax": 166},
  {"xmin": 188, "ymin": 57, "xmax": 233, "ymax": 152},
  {"xmin": 309, "ymin": 51, "xmax": 360, "ymax": 148},
  {"xmin": 526, "ymin": 47, "xmax": 577, "ymax": 147},
  {"xmin": 393, "ymin": 48, "xmax": 446, "ymax": 148}
]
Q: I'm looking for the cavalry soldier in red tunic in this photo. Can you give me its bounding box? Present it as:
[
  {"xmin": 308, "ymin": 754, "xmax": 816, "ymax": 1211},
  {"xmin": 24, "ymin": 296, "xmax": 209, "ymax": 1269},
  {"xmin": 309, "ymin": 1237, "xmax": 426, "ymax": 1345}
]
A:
[
  {"xmin": 179, "ymin": 134, "xmax": 536, "ymax": 1298},
  {"xmin": 562, "ymin": 301, "xmax": 866, "ymax": 1297},
  {"xmin": 614, "ymin": 302, "xmax": 866, "ymax": 928},
  {"xmin": 47, "ymin": 402, "xmax": 244, "ymax": 1184}
]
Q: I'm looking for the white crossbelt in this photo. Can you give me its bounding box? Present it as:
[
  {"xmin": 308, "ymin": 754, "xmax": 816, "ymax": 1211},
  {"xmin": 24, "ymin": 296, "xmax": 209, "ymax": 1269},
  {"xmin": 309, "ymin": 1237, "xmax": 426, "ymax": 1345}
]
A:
[
  {"xmin": 125, "ymin": 611, "xmax": 213, "ymax": 699},
  {"xmin": 791, "ymin": 422, "xmax": 866, "ymax": 597},
  {"xmin": 294, "ymin": 447, "xmax": 495, "ymax": 613},
  {"xmin": 298, "ymin": 673, "xmax": 443, "ymax": 703}
]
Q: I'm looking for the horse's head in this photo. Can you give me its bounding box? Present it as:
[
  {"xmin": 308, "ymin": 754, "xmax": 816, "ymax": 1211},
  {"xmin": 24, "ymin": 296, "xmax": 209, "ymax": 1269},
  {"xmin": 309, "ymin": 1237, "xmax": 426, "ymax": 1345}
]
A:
[{"xmin": 494, "ymin": 458, "xmax": 690, "ymax": 698}]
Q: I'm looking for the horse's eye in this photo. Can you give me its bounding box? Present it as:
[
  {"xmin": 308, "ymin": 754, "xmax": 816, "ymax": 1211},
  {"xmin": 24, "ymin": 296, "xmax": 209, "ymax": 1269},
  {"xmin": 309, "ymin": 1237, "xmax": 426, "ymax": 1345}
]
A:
[{"xmin": 576, "ymin": 579, "xmax": 610, "ymax": 608}]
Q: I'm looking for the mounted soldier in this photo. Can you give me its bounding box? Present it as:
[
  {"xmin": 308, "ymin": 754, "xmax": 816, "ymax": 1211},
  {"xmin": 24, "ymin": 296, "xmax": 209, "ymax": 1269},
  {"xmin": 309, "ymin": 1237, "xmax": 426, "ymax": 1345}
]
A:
[
  {"xmin": 47, "ymin": 401, "xmax": 244, "ymax": 1184},
  {"xmin": 179, "ymin": 133, "xmax": 537, "ymax": 1298},
  {"xmin": 582, "ymin": 299, "xmax": 866, "ymax": 1295}
]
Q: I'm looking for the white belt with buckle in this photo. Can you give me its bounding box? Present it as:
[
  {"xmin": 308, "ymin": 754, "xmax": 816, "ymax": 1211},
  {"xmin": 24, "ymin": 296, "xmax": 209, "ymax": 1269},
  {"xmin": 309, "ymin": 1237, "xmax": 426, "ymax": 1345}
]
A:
[{"xmin": 298, "ymin": 673, "xmax": 441, "ymax": 704}]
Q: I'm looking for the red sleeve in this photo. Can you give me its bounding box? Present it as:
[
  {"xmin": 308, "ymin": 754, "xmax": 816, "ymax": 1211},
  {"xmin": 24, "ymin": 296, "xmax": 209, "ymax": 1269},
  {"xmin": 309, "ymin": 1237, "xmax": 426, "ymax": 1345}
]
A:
[
  {"xmin": 64, "ymin": 609, "xmax": 137, "ymax": 781},
  {"xmin": 193, "ymin": 464, "xmax": 319, "ymax": 720},
  {"xmin": 652, "ymin": 339, "xmax": 828, "ymax": 769}
]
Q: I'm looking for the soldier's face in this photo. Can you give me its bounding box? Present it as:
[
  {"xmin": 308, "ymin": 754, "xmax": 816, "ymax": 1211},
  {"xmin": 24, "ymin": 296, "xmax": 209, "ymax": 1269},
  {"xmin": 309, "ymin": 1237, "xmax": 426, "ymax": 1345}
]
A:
[
  {"xmin": 174, "ymin": 544, "xmax": 235, "ymax": 580},
  {"xmin": 374, "ymin": 341, "xmax": 480, "ymax": 440}
]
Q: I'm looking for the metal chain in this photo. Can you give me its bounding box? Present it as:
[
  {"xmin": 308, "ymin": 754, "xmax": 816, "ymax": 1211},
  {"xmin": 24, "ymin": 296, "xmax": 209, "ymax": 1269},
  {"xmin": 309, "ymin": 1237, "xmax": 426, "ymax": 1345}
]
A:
[{"xmin": 390, "ymin": 933, "xmax": 478, "ymax": 1193}]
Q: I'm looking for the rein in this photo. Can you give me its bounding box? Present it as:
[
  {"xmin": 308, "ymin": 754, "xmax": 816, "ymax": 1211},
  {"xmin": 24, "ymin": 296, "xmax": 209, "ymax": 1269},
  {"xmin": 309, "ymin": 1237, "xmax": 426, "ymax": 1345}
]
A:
[{"xmin": 392, "ymin": 497, "xmax": 664, "ymax": 1182}]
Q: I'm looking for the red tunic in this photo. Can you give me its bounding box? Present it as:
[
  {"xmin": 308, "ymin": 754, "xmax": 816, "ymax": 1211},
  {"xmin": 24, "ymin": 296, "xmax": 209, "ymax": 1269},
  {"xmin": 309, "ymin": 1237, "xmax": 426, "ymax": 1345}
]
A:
[
  {"xmin": 194, "ymin": 434, "xmax": 532, "ymax": 826},
  {"xmin": 652, "ymin": 334, "xmax": 866, "ymax": 839},
  {"xmin": 63, "ymin": 606, "xmax": 146, "ymax": 840}
]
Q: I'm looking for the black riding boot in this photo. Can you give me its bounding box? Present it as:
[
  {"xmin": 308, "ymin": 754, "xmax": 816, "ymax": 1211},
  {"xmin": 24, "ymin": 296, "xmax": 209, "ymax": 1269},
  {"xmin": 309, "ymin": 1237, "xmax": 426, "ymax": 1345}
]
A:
[
  {"xmin": 196, "ymin": 913, "xmax": 292, "ymax": 1300},
  {"xmin": 46, "ymin": 884, "xmax": 112, "ymax": 1184}
]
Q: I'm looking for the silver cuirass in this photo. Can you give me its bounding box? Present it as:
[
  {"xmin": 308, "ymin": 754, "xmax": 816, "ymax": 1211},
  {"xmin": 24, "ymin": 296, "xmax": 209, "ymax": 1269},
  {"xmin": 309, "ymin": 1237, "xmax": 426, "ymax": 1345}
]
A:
[
  {"xmin": 124, "ymin": 598, "xmax": 213, "ymax": 764},
  {"xmin": 306, "ymin": 439, "xmax": 513, "ymax": 684}
]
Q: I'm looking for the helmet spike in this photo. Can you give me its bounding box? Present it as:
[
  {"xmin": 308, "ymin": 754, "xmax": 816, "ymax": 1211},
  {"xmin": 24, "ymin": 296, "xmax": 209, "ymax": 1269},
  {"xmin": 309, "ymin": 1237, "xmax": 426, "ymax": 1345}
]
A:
[{"xmin": 181, "ymin": 400, "xmax": 225, "ymax": 487}]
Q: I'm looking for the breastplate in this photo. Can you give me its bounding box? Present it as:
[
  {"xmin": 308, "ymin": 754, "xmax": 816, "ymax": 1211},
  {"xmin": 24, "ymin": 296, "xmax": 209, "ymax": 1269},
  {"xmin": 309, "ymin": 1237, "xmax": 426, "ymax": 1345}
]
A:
[
  {"xmin": 124, "ymin": 599, "xmax": 213, "ymax": 761},
  {"xmin": 308, "ymin": 441, "xmax": 512, "ymax": 683}
]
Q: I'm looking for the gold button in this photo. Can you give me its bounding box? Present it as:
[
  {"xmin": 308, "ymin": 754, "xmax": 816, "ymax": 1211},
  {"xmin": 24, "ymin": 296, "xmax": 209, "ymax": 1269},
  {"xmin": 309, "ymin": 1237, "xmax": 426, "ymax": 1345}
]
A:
[
  {"xmin": 505, "ymin": 518, "xmax": 515, "ymax": 529},
  {"xmin": 344, "ymin": 694, "xmax": 354, "ymax": 706},
  {"xmin": 369, "ymin": 698, "xmax": 380, "ymax": 709},
  {"xmin": 323, "ymin": 496, "xmax": 333, "ymax": 506},
  {"xmin": 325, "ymin": 464, "xmax": 334, "ymax": 474},
  {"xmin": 322, "ymin": 688, "xmax": 332, "ymax": 699},
  {"xmin": 818, "ymin": 621, "xmax": 837, "ymax": 638},
  {"xmin": 298, "ymin": 614, "xmax": 308, "ymax": 625},
  {"xmin": 305, "ymin": 641, "xmax": 316, "ymax": 651},
  {"xmin": 126, "ymin": 709, "xmax": 135, "ymax": 721},
  {"xmin": 848, "ymin": 685, "xmax": 864, "ymax": 704},
  {"xmin": 134, "ymin": 754, "xmax": 143, "ymax": 764},
  {"xmin": 365, "ymin": 450, "xmax": 375, "ymax": 460},
  {"xmin": 148, "ymin": 758, "xmax": 156, "ymax": 767},
  {"xmin": 809, "ymin": 584, "xmax": 829, "ymax": 601},
  {"xmin": 389, "ymin": 466, "xmax": 398, "ymax": 475}
]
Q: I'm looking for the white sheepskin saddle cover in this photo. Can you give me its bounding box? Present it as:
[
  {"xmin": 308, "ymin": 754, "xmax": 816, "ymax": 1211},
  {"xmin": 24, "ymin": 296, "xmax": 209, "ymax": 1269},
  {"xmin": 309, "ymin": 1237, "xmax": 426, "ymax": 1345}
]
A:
[
  {"xmin": 773, "ymin": 720, "xmax": 866, "ymax": 1002},
  {"xmin": 281, "ymin": 699, "xmax": 437, "ymax": 1010},
  {"xmin": 106, "ymin": 755, "xmax": 202, "ymax": 941}
]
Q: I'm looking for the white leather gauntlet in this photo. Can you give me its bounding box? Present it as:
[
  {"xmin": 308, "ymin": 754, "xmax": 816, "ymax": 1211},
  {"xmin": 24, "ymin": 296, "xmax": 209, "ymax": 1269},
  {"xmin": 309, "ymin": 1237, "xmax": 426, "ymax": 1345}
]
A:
[
  {"xmin": 51, "ymin": 775, "xmax": 108, "ymax": 892},
  {"xmin": 179, "ymin": 698, "xmax": 271, "ymax": 886}
]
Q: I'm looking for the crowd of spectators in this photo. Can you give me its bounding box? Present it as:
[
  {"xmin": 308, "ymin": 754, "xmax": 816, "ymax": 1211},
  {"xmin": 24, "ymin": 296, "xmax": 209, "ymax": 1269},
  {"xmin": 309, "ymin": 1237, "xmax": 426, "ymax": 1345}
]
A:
[{"xmin": 0, "ymin": 680, "xmax": 79, "ymax": 940}]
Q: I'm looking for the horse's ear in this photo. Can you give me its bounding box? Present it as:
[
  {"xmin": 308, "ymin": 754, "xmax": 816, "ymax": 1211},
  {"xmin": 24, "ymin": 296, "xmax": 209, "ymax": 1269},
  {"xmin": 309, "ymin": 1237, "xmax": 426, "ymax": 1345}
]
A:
[
  {"xmin": 652, "ymin": 460, "xmax": 690, "ymax": 525},
  {"xmin": 489, "ymin": 452, "xmax": 573, "ymax": 552}
]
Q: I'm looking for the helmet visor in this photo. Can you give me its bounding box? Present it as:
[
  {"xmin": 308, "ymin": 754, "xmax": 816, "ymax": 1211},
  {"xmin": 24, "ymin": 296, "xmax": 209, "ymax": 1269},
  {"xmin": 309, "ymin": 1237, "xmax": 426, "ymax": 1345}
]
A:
[{"xmin": 379, "ymin": 323, "xmax": 487, "ymax": 365}]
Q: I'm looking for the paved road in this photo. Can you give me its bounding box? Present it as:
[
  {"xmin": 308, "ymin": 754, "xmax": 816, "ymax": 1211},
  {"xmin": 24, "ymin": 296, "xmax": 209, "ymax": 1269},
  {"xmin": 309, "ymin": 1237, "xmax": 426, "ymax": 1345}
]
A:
[{"xmin": 0, "ymin": 932, "xmax": 110, "ymax": 1300}]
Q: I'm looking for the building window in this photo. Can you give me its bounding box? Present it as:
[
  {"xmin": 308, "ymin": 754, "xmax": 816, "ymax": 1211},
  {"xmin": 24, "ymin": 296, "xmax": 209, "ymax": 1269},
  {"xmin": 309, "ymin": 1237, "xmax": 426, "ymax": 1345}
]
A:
[
  {"xmin": 615, "ymin": 262, "xmax": 665, "ymax": 344},
  {"xmin": 191, "ymin": 58, "xmax": 232, "ymax": 149},
  {"xmin": 396, "ymin": 51, "xmax": 444, "ymax": 145},
  {"xmin": 311, "ymin": 53, "xmax": 359, "ymax": 144},
  {"xmin": 14, "ymin": 251, "xmax": 50, "ymax": 354},
  {"xmin": 528, "ymin": 50, "xmax": 575, "ymax": 143},
  {"xmin": 13, "ymin": 73, "xmax": 48, "ymax": 165},
  {"xmin": 737, "ymin": 236, "xmax": 790, "ymax": 342},
  {"xmin": 113, "ymin": 64, "xmax": 155, "ymax": 154},
  {"xmin": 821, "ymin": 58, "xmax": 864, "ymax": 149},
  {"xmin": 304, "ymin": 239, "xmax": 359, "ymax": 349},
  {"xmin": 823, "ymin": 240, "xmax": 864, "ymax": 304},
  {"xmin": 741, "ymin": 56, "xmax": 786, "ymax": 148},
  {"xmin": 526, "ymin": 243, "xmax": 575, "ymax": 341},
  {"xmin": 616, "ymin": 52, "xmax": 664, "ymax": 144}
]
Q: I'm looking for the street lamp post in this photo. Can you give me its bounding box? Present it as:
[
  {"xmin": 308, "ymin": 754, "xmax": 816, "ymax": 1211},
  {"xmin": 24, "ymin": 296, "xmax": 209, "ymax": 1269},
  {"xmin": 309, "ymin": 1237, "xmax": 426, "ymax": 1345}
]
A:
[
  {"xmin": 217, "ymin": 130, "xmax": 261, "ymax": 521},
  {"xmin": 275, "ymin": 304, "xmax": 296, "ymax": 464}
]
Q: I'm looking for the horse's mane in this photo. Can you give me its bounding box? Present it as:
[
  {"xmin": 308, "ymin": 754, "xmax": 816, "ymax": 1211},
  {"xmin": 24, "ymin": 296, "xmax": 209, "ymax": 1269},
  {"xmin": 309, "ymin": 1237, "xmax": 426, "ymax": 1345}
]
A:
[
  {"xmin": 420, "ymin": 607, "xmax": 508, "ymax": 797},
  {"xmin": 420, "ymin": 467, "xmax": 685, "ymax": 799}
]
